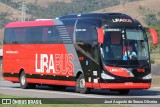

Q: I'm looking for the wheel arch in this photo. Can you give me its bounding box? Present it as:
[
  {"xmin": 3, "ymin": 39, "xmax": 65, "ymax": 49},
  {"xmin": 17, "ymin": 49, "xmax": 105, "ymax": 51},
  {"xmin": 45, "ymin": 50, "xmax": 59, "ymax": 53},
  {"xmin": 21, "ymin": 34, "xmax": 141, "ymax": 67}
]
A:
[
  {"xmin": 76, "ymin": 71, "xmax": 83, "ymax": 79},
  {"xmin": 19, "ymin": 68, "xmax": 25, "ymax": 79}
]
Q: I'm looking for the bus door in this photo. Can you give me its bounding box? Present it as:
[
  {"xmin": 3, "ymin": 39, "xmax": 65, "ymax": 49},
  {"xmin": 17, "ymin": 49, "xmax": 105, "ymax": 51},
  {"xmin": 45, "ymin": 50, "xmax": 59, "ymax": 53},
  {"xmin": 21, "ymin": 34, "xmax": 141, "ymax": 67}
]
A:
[
  {"xmin": 90, "ymin": 27, "xmax": 100, "ymax": 88},
  {"xmin": 75, "ymin": 20, "xmax": 100, "ymax": 88}
]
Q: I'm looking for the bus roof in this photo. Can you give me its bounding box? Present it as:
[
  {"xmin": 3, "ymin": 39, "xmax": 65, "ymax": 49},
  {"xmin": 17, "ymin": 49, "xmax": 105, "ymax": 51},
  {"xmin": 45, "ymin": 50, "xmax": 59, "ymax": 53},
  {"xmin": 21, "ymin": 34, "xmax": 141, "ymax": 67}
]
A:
[
  {"xmin": 59, "ymin": 12, "xmax": 142, "ymax": 27},
  {"xmin": 5, "ymin": 19, "xmax": 63, "ymax": 28},
  {"xmin": 59, "ymin": 12, "xmax": 132, "ymax": 20}
]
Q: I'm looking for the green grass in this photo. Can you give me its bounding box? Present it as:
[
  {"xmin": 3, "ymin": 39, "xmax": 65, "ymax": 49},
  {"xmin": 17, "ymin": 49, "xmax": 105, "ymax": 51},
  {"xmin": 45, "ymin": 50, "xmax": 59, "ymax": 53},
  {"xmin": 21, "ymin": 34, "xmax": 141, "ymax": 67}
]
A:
[
  {"xmin": 0, "ymin": 94, "xmax": 128, "ymax": 107},
  {"xmin": 0, "ymin": 94, "xmax": 23, "ymax": 98},
  {"xmin": 0, "ymin": 105, "xmax": 128, "ymax": 107}
]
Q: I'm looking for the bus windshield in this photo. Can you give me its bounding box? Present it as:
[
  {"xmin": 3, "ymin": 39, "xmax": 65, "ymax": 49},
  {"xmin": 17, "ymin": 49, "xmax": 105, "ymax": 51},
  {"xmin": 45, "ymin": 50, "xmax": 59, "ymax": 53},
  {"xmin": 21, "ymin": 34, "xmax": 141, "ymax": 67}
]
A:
[{"xmin": 101, "ymin": 28, "xmax": 149, "ymax": 67}]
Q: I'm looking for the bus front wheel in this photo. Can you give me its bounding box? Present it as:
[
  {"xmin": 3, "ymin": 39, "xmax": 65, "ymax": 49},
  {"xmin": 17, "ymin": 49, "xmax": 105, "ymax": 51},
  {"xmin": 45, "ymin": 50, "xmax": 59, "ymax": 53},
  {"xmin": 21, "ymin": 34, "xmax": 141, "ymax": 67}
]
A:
[
  {"xmin": 76, "ymin": 74, "xmax": 90, "ymax": 94},
  {"xmin": 20, "ymin": 71, "xmax": 35, "ymax": 89}
]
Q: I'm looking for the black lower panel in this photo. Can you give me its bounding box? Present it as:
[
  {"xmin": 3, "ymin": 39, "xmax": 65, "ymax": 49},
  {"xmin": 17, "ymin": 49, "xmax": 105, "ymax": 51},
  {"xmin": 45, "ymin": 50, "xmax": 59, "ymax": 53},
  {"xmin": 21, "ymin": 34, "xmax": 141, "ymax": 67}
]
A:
[
  {"xmin": 3, "ymin": 73, "xmax": 76, "ymax": 81},
  {"xmin": 102, "ymin": 78, "xmax": 151, "ymax": 83}
]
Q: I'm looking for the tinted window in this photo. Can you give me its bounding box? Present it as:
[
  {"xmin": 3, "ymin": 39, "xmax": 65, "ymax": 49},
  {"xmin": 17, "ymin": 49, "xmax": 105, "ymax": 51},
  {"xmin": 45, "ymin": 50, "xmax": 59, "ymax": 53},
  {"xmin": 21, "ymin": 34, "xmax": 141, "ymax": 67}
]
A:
[
  {"xmin": 76, "ymin": 20, "xmax": 97, "ymax": 45},
  {"xmin": 102, "ymin": 31, "xmax": 123, "ymax": 60},
  {"xmin": 4, "ymin": 29, "xmax": 13, "ymax": 44},
  {"xmin": 13, "ymin": 28, "xmax": 26, "ymax": 43},
  {"xmin": 26, "ymin": 27, "xmax": 42, "ymax": 43},
  {"xmin": 61, "ymin": 19, "xmax": 75, "ymax": 41},
  {"xmin": 4, "ymin": 26, "xmax": 64, "ymax": 44}
]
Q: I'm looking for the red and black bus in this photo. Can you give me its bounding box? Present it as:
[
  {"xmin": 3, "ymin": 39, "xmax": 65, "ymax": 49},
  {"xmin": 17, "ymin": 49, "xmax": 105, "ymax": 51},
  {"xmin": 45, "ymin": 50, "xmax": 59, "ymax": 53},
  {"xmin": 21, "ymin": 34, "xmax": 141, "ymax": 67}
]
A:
[{"xmin": 2, "ymin": 13, "xmax": 158, "ymax": 94}]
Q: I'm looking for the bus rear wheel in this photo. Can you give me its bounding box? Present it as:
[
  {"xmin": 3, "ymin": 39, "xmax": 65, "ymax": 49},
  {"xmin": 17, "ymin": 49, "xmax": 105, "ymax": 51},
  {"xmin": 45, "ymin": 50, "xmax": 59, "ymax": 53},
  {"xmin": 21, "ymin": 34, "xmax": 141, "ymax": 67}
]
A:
[
  {"xmin": 118, "ymin": 89, "xmax": 130, "ymax": 95},
  {"xmin": 20, "ymin": 71, "xmax": 35, "ymax": 89},
  {"xmin": 76, "ymin": 74, "xmax": 90, "ymax": 94}
]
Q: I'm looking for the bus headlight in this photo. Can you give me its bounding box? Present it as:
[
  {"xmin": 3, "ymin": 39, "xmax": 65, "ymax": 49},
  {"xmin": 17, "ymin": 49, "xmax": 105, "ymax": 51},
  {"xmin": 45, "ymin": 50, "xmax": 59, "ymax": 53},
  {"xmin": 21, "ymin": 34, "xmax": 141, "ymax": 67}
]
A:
[
  {"xmin": 143, "ymin": 73, "xmax": 152, "ymax": 80},
  {"xmin": 101, "ymin": 72, "xmax": 115, "ymax": 80}
]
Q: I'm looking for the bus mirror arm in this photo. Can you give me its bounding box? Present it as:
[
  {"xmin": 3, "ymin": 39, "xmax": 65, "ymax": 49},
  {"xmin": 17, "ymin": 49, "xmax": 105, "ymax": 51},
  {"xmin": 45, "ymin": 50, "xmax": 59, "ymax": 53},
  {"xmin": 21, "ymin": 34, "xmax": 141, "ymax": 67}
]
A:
[
  {"xmin": 145, "ymin": 27, "xmax": 159, "ymax": 45},
  {"xmin": 97, "ymin": 28, "xmax": 104, "ymax": 44}
]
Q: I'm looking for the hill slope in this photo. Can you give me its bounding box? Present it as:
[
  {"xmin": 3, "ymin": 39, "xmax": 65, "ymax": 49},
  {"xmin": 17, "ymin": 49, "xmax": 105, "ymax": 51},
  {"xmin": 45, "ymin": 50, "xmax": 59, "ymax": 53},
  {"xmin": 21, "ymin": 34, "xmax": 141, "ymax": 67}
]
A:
[
  {"xmin": 0, "ymin": 2, "xmax": 21, "ymax": 21},
  {"xmin": 95, "ymin": 0, "xmax": 160, "ymax": 26},
  {"xmin": 0, "ymin": 1, "xmax": 32, "ymax": 21},
  {"xmin": 14, "ymin": 0, "xmax": 72, "ymax": 7}
]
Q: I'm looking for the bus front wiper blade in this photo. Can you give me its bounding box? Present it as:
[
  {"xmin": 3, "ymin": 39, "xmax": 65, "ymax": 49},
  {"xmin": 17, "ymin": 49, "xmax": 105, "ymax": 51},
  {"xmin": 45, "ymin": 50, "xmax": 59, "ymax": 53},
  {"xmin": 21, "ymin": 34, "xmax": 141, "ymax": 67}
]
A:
[
  {"xmin": 113, "ymin": 60, "xmax": 121, "ymax": 67},
  {"xmin": 139, "ymin": 63, "xmax": 149, "ymax": 68}
]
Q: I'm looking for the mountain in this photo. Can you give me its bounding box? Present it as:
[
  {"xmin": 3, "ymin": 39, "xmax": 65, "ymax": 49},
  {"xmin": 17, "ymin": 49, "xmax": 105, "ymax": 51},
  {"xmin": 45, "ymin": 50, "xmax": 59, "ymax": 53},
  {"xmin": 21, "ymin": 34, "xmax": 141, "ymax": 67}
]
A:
[{"xmin": 95, "ymin": 0, "xmax": 160, "ymax": 26}]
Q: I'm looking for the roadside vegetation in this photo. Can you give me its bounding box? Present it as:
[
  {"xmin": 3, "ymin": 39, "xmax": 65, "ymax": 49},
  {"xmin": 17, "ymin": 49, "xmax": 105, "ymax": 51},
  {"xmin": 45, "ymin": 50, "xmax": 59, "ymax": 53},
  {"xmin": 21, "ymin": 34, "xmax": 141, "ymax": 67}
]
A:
[{"xmin": 149, "ymin": 26, "xmax": 160, "ymax": 64}]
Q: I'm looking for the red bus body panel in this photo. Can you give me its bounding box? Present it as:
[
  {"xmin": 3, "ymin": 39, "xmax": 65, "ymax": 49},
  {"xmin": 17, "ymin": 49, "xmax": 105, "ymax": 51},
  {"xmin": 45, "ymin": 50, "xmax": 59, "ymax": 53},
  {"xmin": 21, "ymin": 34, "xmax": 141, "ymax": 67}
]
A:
[{"xmin": 3, "ymin": 44, "xmax": 75, "ymax": 86}]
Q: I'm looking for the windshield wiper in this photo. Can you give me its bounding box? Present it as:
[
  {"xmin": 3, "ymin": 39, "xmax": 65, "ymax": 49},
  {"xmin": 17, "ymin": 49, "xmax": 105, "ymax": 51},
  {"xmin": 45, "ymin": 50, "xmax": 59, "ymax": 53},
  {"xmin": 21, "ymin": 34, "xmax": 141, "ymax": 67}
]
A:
[{"xmin": 113, "ymin": 60, "xmax": 121, "ymax": 67}]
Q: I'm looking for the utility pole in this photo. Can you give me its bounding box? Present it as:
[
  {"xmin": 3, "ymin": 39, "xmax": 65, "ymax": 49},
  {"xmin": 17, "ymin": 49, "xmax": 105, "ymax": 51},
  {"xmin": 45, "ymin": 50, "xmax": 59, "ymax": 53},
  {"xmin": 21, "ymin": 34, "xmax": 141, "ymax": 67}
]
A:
[
  {"xmin": 19, "ymin": 1, "xmax": 29, "ymax": 22},
  {"xmin": 21, "ymin": 1, "xmax": 26, "ymax": 22}
]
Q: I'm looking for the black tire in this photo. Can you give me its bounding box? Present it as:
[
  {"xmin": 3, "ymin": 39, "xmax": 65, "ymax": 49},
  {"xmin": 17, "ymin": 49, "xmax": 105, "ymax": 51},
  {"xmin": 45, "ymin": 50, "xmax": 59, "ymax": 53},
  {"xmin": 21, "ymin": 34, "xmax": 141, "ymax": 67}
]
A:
[
  {"xmin": 20, "ymin": 71, "xmax": 35, "ymax": 89},
  {"xmin": 75, "ymin": 78, "xmax": 80, "ymax": 93},
  {"xmin": 118, "ymin": 89, "xmax": 130, "ymax": 95},
  {"xmin": 76, "ymin": 74, "xmax": 90, "ymax": 94},
  {"xmin": 30, "ymin": 84, "xmax": 36, "ymax": 89},
  {"xmin": 52, "ymin": 85, "xmax": 66, "ymax": 91}
]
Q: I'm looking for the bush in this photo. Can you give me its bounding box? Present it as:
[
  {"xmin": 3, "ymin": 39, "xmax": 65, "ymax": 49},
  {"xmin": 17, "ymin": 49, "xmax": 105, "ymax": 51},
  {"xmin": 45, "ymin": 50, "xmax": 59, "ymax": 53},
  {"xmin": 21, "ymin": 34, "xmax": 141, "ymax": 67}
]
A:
[
  {"xmin": 0, "ymin": 12, "xmax": 11, "ymax": 28},
  {"xmin": 148, "ymin": 26, "xmax": 160, "ymax": 54},
  {"xmin": 145, "ymin": 13, "xmax": 160, "ymax": 26}
]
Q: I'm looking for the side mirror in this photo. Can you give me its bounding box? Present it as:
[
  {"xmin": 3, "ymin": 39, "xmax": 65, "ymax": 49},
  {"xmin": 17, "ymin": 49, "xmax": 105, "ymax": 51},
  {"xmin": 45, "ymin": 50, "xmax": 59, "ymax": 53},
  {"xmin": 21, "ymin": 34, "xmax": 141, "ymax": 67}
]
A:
[
  {"xmin": 97, "ymin": 28, "xmax": 104, "ymax": 44},
  {"xmin": 149, "ymin": 28, "xmax": 159, "ymax": 45}
]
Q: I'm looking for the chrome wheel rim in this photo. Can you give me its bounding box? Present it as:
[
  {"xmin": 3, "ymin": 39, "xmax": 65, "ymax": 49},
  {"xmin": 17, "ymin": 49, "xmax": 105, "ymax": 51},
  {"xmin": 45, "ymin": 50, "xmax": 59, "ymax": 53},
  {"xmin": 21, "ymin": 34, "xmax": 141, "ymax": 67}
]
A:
[
  {"xmin": 21, "ymin": 74, "xmax": 25, "ymax": 85},
  {"xmin": 79, "ymin": 79, "xmax": 85, "ymax": 89}
]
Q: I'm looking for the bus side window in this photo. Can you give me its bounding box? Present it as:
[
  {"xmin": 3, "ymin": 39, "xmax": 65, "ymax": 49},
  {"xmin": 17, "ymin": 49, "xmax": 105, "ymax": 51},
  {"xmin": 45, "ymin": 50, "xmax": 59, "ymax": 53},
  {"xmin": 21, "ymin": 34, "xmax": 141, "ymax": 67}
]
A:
[
  {"xmin": 76, "ymin": 22, "xmax": 93, "ymax": 45},
  {"xmin": 13, "ymin": 28, "xmax": 26, "ymax": 44},
  {"xmin": 46, "ymin": 26, "xmax": 60, "ymax": 43},
  {"xmin": 4, "ymin": 29, "xmax": 13, "ymax": 44},
  {"xmin": 42, "ymin": 27, "xmax": 48, "ymax": 42},
  {"xmin": 52, "ymin": 27, "xmax": 59, "ymax": 42},
  {"xmin": 61, "ymin": 19, "xmax": 76, "ymax": 41},
  {"xmin": 66, "ymin": 26, "xmax": 74, "ymax": 40},
  {"xmin": 26, "ymin": 27, "xmax": 42, "ymax": 43}
]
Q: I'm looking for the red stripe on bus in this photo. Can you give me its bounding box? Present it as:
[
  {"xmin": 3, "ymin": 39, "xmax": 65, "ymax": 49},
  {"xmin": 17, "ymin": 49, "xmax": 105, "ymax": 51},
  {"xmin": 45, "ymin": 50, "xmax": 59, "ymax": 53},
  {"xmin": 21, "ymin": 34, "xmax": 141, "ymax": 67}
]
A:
[
  {"xmin": 99, "ymin": 83, "xmax": 151, "ymax": 89},
  {"xmin": 5, "ymin": 20, "xmax": 55, "ymax": 28},
  {"xmin": 4, "ymin": 77, "xmax": 19, "ymax": 82},
  {"xmin": 27, "ymin": 78, "xmax": 76, "ymax": 86},
  {"xmin": 86, "ymin": 82, "xmax": 92, "ymax": 88}
]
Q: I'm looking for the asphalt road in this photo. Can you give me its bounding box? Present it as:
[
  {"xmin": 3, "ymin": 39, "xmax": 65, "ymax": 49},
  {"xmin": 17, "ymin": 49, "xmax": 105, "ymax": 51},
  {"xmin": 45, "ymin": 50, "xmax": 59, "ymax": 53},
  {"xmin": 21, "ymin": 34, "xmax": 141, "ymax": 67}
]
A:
[
  {"xmin": 0, "ymin": 80, "xmax": 160, "ymax": 98},
  {"xmin": 0, "ymin": 81, "xmax": 160, "ymax": 107}
]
